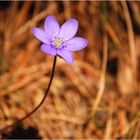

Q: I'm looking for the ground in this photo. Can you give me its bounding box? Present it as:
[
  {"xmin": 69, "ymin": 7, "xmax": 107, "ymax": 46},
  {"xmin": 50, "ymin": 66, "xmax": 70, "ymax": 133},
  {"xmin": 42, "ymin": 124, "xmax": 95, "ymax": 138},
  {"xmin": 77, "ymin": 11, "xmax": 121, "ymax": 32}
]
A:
[{"xmin": 0, "ymin": 1, "xmax": 140, "ymax": 139}]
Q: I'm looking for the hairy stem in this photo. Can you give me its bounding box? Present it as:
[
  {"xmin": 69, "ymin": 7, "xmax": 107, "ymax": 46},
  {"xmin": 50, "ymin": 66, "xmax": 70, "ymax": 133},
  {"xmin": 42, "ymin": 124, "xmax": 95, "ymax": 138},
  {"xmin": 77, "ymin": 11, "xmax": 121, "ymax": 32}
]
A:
[{"xmin": 0, "ymin": 56, "xmax": 57, "ymax": 133}]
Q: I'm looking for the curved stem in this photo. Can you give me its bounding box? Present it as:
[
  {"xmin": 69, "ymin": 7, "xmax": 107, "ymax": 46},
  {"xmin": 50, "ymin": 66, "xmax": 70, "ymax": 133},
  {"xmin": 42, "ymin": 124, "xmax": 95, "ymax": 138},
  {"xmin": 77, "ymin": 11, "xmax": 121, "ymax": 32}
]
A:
[{"xmin": 0, "ymin": 56, "xmax": 57, "ymax": 133}]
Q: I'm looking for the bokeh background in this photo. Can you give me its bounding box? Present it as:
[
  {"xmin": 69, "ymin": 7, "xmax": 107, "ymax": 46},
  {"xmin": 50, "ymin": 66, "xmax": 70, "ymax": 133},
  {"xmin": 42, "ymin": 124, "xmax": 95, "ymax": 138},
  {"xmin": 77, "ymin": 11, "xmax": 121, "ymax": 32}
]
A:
[{"xmin": 0, "ymin": 1, "xmax": 140, "ymax": 139}]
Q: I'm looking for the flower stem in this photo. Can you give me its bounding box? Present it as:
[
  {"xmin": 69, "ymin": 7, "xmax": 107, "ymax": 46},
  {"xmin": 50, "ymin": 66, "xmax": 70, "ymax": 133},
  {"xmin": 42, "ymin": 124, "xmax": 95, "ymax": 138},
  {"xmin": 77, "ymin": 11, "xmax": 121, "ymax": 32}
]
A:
[{"xmin": 0, "ymin": 56, "xmax": 57, "ymax": 133}]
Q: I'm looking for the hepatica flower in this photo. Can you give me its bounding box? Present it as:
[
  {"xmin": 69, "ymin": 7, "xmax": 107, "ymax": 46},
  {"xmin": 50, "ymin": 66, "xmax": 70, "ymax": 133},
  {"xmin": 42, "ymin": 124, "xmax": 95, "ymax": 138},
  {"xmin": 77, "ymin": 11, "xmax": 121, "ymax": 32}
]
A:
[
  {"xmin": 32, "ymin": 16, "xmax": 88, "ymax": 64},
  {"xmin": 0, "ymin": 16, "xmax": 87, "ymax": 131}
]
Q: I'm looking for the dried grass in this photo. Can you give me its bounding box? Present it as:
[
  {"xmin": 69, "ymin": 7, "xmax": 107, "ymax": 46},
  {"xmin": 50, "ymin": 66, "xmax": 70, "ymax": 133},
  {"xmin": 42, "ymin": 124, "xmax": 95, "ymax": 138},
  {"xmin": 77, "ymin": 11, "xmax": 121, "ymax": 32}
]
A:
[{"xmin": 0, "ymin": 1, "xmax": 140, "ymax": 139}]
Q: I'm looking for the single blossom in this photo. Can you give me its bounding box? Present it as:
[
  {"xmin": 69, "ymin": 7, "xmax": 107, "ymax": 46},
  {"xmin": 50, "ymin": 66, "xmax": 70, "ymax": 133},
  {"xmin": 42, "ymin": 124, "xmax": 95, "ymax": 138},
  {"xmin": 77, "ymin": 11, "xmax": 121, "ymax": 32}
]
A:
[{"xmin": 32, "ymin": 16, "xmax": 88, "ymax": 64}]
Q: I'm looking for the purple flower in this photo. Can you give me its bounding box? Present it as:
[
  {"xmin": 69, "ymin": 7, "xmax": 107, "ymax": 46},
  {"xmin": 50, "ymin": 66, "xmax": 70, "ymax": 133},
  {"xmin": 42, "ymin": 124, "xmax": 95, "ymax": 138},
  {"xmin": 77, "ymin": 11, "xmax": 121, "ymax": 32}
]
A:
[{"xmin": 32, "ymin": 16, "xmax": 88, "ymax": 64}]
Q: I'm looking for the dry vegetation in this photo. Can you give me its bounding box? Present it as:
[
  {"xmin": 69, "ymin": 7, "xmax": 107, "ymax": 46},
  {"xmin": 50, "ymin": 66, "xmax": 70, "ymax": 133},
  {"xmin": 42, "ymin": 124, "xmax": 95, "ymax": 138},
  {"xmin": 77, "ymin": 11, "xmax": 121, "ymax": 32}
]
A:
[{"xmin": 0, "ymin": 1, "xmax": 140, "ymax": 139}]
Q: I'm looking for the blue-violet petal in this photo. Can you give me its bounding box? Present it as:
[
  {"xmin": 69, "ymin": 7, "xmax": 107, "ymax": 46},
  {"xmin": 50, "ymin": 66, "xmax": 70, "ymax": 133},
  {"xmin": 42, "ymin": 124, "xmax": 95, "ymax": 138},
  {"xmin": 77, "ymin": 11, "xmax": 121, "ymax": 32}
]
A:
[
  {"xmin": 57, "ymin": 49, "xmax": 74, "ymax": 64},
  {"xmin": 44, "ymin": 16, "xmax": 60, "ymax": 38},
  {"xmin": 65, "ymin": 37, "xmax": 88, "ymax": 51},
  {"xmin": 58, "ymin": 18, "xmax": 78, "ymax": 40},
  {"xmin": 41, "ymin": 44, "xmax": 57, "ymax": 56},
  {"xmin": 32, "ymin": 28, "xmax": 50, "ymax": 44}
]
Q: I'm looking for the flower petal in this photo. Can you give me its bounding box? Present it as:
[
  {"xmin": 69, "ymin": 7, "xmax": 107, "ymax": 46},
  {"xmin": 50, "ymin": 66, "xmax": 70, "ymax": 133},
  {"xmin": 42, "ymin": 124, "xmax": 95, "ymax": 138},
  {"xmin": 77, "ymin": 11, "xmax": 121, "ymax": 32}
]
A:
[
  {"xmin": 32, "ymin": 28, "xmax": 50, "ymax": 44},
  {"xmin": 41, "ymin": 44, "xmax": 57, "ymax": 56},
  {"xmin": 44, "ymin": 16, "xmax": 60, "ymax": 38},
  {"xmin": 57, "ymin": 50, "xmax": 74, "ymax": 64},
  {"xmin": 58, "ymin": 18, "xmax": 78, "ymax": 40},
  {"xmin": 65, "ymin": 37, "xmax": 88, "ymax": 51}
]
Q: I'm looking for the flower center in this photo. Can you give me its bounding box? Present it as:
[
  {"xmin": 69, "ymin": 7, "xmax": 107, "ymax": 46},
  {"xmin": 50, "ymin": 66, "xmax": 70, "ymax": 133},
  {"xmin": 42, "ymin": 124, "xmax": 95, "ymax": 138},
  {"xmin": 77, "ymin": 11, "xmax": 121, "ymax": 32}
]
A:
[{"xmin": 54, "ymin": 39, "xmax": 62, "ymax": 47}]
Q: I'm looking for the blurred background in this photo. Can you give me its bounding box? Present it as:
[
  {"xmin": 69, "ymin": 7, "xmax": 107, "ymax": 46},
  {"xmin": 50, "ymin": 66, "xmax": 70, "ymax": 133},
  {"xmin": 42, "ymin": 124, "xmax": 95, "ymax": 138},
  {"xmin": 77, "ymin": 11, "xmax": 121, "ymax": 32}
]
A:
[{"xmin": 0, "ymin": 1, "xmax": 140, "ymax": 139}]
